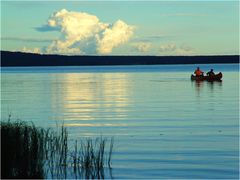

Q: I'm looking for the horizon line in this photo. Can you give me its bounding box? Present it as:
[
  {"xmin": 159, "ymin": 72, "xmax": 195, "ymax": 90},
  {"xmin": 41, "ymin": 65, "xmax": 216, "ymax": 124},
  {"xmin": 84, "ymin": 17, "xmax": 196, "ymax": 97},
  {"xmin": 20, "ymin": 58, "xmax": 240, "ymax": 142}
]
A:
[{"xmin": 1, "ymin": 50, "xmax": 239, "ymax": 57}]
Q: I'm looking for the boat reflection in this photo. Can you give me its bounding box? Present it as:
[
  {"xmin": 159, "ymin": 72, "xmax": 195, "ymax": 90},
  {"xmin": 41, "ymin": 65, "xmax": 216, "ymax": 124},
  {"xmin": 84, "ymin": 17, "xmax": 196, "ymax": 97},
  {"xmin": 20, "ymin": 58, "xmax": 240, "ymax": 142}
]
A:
[
  {"xmin": 192, "ymin": 80, "xmax": 222, "ymax": 96},
  {"xmin": 206, "ymin": 80, "xmax": 222, "ymax": 91}
]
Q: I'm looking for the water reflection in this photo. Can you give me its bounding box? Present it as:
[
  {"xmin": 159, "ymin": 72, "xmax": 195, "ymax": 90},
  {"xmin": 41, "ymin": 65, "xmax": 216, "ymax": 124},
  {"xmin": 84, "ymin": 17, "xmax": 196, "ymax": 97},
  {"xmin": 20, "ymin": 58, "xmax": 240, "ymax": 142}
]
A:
[
  {"xmin": 192, "ymin": 80, "xmax": 222, "ymax": 97},
  {"xmin": 50, "ymin": 73, "xmax": 130, "ymax": 122},
  {"xmin": 192, "ymin": 80, "xmax": 204, "ymax": 97},
  {"xmin": 206, "ymin": 80, "xmax": 222, "ymax": 92}
]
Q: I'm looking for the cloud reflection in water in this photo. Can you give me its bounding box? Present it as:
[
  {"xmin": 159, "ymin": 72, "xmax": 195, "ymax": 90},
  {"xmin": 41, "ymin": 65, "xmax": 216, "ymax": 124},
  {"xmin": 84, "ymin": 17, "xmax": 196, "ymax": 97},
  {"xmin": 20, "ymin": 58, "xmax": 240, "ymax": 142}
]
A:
[{"xmin": 50, "ymin": 73, "xmax": 131, "ymax": 125}]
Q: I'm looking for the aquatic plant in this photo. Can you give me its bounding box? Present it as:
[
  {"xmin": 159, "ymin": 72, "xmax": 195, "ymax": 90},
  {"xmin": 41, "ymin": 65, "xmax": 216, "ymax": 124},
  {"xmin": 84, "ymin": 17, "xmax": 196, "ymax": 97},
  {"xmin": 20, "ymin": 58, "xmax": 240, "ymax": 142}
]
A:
[
  {"xmin": 1, "ymin": 120, "xmax": 45, "ymax": 178},
  {"xmin": 1, "ymin": 118, "xmax": 114, "ymax": 179}
]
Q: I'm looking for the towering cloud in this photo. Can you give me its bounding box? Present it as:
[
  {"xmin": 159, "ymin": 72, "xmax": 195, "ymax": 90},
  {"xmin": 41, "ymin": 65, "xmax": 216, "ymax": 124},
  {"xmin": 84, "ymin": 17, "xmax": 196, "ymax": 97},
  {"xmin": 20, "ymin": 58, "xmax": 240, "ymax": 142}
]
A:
[
  {"xmin": 42, "ymin": 9, "xmax": 134, "ymax": 55},
  {"xmin": 96, "ymin": 20, "xmax": 134, "ymax": 54}
]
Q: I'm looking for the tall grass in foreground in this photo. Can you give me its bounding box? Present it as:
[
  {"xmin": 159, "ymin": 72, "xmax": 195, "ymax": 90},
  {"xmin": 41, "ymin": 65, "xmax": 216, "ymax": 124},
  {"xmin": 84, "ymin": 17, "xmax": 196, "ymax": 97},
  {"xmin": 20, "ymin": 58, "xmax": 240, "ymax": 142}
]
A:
[{"xmin": 1, "ymin": 120, "xmax": 114, "ymax": 179}]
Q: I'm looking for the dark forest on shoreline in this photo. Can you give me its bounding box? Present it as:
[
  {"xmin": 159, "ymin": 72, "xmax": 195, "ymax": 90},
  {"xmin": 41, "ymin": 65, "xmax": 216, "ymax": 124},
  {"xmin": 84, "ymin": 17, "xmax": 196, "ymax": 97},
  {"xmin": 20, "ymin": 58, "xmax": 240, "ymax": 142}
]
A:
[{"xmin": 1, "ymin": 51, "xmax": 239, "ymax": 67}]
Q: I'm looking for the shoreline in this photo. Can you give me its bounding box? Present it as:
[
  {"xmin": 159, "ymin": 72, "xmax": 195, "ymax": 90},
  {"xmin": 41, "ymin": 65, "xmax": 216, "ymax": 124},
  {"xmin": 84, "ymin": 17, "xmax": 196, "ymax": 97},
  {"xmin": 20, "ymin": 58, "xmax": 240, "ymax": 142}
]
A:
[{"xmin": 1, "ymin": 51, "xmax": 239, "ymax": 67}]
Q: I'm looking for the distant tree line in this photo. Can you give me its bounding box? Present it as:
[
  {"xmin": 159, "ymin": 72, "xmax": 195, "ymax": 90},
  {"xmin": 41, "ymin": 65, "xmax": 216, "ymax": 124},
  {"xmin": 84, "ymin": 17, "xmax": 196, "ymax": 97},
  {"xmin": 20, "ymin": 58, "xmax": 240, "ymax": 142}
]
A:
[{"xmin": 1, "ymin": 51, "xmax": 239, "ymax": 67}]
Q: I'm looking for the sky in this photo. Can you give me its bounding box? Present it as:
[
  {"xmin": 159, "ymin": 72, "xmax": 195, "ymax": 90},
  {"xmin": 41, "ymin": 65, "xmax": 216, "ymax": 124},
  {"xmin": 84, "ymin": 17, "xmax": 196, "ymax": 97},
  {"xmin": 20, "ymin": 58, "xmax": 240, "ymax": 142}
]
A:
[{"xmin": 1, "ymin": 0, "xmax": 239, "ymax": 56}]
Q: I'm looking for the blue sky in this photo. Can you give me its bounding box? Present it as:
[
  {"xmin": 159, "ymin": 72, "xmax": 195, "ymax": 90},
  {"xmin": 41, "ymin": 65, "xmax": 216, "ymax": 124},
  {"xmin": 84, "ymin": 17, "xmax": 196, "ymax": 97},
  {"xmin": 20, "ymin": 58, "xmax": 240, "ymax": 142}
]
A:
[{"xmin": 1, "ymin": 1, "xmax": 239, "ymax": 55}]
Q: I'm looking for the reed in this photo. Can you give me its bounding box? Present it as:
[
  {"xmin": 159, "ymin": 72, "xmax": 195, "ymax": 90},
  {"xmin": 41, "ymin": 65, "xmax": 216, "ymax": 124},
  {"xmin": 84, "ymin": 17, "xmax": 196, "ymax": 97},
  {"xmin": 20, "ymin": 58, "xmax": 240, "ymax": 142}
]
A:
[
  {"xmin": 1, "ymin": 119, "xmax": 114, "ymax": 179},
  {"xmin": 1, "ymin": 120, "xmax": 45, "ymax": 178}
]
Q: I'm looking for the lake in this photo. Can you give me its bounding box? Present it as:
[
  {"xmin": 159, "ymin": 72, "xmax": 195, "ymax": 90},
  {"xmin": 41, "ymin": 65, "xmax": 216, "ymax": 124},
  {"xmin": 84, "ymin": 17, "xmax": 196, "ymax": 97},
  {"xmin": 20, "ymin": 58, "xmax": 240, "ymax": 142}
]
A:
[{"xmin": 1, "ymin": 64, "xmax": 239, "ymax": 179}]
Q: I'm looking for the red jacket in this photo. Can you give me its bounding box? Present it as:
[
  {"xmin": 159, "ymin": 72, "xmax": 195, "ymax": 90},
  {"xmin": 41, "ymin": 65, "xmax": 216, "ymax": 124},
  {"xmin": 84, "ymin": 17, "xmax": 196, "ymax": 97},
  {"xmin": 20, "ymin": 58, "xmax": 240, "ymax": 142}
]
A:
[{"xmin": 194, "ymin": 69, "xmax": 203, "ymax": 76}]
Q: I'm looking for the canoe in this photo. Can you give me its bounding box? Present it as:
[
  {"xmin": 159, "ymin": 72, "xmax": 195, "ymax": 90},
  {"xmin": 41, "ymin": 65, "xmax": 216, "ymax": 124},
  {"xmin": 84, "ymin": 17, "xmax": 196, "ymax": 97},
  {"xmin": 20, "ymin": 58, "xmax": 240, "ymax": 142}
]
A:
[{"xmin": 191, "ymin": 72, "xmax": 223, "ymax": 81}]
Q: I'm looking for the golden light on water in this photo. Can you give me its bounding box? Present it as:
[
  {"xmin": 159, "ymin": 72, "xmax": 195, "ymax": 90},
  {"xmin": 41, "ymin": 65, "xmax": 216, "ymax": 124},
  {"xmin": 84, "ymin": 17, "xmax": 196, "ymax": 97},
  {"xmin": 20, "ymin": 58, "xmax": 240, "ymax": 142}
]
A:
[
  {"xmin": 50, "ymin": 73, "xmax": 130, "ymax": 123},
  {"xmin": 64, "ymin": 123, "xmax": 127, "ymax": 127}
]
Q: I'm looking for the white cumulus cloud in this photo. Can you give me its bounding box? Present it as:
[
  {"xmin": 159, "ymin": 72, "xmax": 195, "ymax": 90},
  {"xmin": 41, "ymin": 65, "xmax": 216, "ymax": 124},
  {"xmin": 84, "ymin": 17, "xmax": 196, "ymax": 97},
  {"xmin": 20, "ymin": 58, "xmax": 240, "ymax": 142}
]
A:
[
  {"xmin": 159, "ymin": 43, "xmax": 176, "ymax": 52},
  {"xmin": 22, "ymin": 47, "xmax": 41, "ymax": 54},
  {"xmin": 159, "ymin": 43, "xmax": 195, "ymax": 55},
  {"xmin": 96, "ymin": 20, "xmax": 134, "ymax": 54},
  {"xmin": 133, "ymin": 42, "xmax": 151, "ymax": 52},
  {"xmin": 175, "ymin": 44, "xmax": 195, "ymax": 55},
  {"xmin": 43, "ymin": 9, "xmax": 134, "ymax": 55}
]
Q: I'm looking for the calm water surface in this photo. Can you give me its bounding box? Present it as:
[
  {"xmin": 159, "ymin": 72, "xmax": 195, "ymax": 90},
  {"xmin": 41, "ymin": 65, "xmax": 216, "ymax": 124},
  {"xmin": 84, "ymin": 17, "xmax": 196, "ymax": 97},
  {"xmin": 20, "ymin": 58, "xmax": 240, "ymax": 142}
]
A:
[{"xmin": 1, "ymin": 64, "xmax": 239, "ymax": 179}]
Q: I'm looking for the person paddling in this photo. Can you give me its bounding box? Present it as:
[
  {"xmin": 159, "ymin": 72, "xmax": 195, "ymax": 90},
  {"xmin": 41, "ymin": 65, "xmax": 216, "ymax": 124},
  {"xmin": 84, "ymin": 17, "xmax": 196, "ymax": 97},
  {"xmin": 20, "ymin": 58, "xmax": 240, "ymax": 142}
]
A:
[
  {"xmin": 194, "ymin": 67, "xmax": 204, "ymax": 76},
  {"xmin": 207, "ymin": 69, "xmax": 215, "ymax": 76}
]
